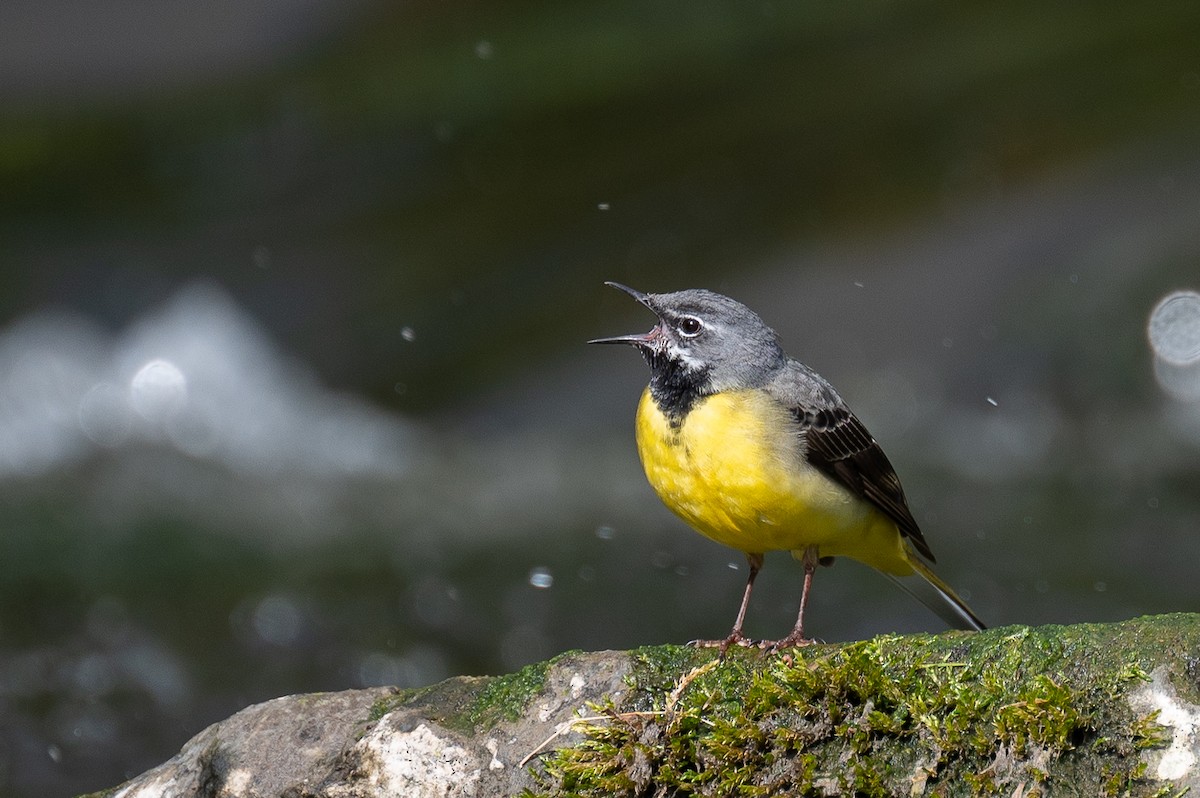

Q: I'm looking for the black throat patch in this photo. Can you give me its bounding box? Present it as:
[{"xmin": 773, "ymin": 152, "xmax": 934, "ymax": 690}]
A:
[{"xmin": 645, "ymin": 350, "xmax": 709, "ymax": 428}]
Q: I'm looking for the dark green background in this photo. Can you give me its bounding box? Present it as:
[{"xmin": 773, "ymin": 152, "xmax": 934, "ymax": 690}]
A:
[{"xmin": 2, "ymin": 2, "xmax": 1200, "ymax": 795}]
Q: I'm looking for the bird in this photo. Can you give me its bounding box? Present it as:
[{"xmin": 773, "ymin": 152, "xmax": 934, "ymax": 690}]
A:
[{"xmin": 589, "ymin": 282, "xmax": 985, "ymax": 650}]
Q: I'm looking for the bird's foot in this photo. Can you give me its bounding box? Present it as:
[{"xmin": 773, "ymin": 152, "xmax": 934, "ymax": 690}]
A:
[
  {"xmin": 688, "ymin": 631, "xmax": 760, "ymax": 655},
  {"xmin": 764, "ymin": 632, "xmax": 817, "ymax": 652}
]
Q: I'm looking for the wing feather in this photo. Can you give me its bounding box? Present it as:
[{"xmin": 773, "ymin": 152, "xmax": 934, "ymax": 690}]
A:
[{"xmin": 796, "ymin": 406, "xmax": 936, "ymax": 562}]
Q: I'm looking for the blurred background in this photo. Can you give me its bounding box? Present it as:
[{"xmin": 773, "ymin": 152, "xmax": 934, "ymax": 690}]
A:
[{"xmin": 2, "ymin": 1, "xmax": 1200, "ymax": 794}]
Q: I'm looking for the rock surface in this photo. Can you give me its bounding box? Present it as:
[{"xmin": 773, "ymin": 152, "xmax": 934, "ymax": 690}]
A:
[
  {"xmin": 91, "ymin": 616, "xmax": 1200, "ymax": 797},
  {"xmin": 100, "ymin": 650, "xmax": 632, "ymax": 798}
]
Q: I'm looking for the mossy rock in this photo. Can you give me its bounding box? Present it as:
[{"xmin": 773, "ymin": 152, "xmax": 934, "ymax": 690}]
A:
[
  {"xmin": 530, "ymin": 617, "xmax": 1199, "ymax": 797},
  {"xmin": 90, "ymin": 615, "xmax": 1200, "ymax": 797}
]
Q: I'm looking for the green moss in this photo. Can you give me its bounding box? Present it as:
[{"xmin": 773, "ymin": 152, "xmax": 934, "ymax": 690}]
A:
[
  {"xmin": 1130, "ymin": 711, "xmax": 1173, "ymax": 751},
  {"xmin": 466, "ymin": 651, "xmax": 596, "ymax": 734},
  {"xmin": 363, "ymin": 651, "xmax": 589, "ymax": 736},
  {"xmin": 456, "ymin": 657, "xmax": 555, "ymax": 732},
  {"xmin": 367, "ymin": 688, "xmax": 422, "ymax": 724},
  {"xmin": 525, "ymin": 621, "xmax": 1180, "ymax": 797},
  {"xmin": 628, "ymin": 643, "xmax": 713, "ymax": 683}
]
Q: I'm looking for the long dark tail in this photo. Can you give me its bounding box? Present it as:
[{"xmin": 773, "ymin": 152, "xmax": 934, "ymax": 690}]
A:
[{"xmin": 887, "ymin": 555, "xmax": 986, "ymax": 631}]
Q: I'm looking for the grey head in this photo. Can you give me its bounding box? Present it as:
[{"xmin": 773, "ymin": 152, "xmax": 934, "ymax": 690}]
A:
[{"xmin": 589, "ymin": 283, "xmax": 788, "ymax": 407}]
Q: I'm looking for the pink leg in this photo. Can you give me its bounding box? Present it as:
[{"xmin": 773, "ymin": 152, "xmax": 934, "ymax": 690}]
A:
[
  {"xmin": 770, "ymin": 546, "xmax": 819, "ymax": 650},
  {"xmin": 690, "ymin": 552, "xmax": 764, "ymax": 654}
]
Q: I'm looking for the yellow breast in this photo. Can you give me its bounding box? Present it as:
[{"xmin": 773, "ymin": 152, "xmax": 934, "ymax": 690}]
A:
[{"xmin": 634, "ymin": 386, "xmax": 912, "ymax": 574}]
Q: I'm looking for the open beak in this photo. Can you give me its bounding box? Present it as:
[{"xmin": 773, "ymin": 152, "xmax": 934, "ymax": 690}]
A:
[
  {"xmin": 587, "ymin": 331, "xmax": 655, "ymax": 346},
  {"xmin": 587, "ymin": 282, "xmax": 659, "ymax": 346},
  {"xmin": 602, "ymin": 281, "xmax": 651, "ymax": 305}
]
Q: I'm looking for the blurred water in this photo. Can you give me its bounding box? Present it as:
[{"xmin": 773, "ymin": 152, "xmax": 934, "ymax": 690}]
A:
[
  {"xmin": 0, "ymin": 286, "xmax": 424, "ymax": 794},
  {"xmin": 0, "ymin": 283, "xmax": 417, "ymax": 484}
]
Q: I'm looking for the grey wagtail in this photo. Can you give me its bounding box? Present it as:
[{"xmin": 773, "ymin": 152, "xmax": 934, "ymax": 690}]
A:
[{"xmin": 590, "ymin": 283, "xmax": 985, "ymax": 649}]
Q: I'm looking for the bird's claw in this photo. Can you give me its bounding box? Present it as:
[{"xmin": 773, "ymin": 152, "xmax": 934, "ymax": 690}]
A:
[
  {"xmin": 763, "ymin": 633, "xmax": 817, "ymax": 652},
  {"xmin": 688, "ymin": 632, "xmax": 761, "ymax": 655}
]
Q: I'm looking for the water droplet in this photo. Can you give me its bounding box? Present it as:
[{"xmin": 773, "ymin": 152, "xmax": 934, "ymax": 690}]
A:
[
  {"xmin": 129, "ymin": 359, "xmax": 187, "ymax": 421},
  {"xmin": 1149, "ymin": 291, "xmax": 1200, "ymax": 364},
  {"xmin": 252, "ymin": 594, "xmax": 303, "ymax": 646},
  {"xmin": 528, "ymin": 567, "xmax": 553, "ymax": 589},
  {"xmin": 1149, "ymin": 291, "xmax": 1200, "ymax": 400}
]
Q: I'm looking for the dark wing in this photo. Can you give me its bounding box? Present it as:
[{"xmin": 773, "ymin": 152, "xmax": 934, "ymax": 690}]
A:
[{"xmin": 796, "ymin": 405, "xmax": 936, "ymax": 562}]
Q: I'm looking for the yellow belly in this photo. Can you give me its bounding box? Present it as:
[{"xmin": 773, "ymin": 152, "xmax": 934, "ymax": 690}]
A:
[{"xmin": 635, "ymin": 387, "xmax": 913, "ymax": 575}]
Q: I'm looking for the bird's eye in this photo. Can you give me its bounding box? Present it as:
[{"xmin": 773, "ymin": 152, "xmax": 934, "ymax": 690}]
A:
[{"xmin": 677, "ymin": 316, "xmax": 703, "ymax": 337}]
